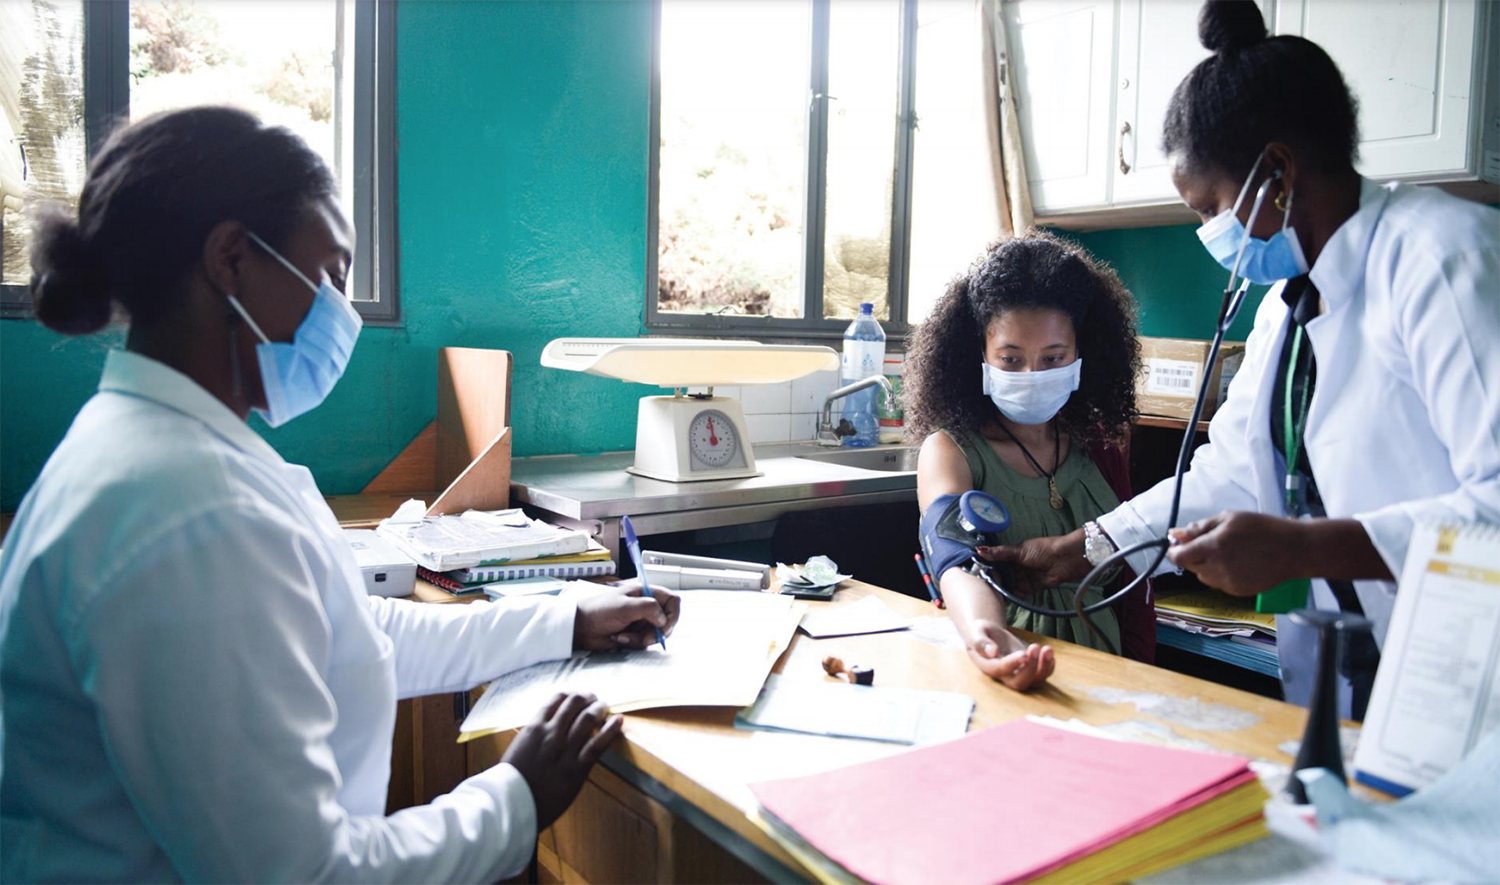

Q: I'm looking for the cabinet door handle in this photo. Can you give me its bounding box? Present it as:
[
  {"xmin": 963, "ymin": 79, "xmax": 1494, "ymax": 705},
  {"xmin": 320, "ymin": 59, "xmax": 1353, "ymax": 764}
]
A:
[{"xmin": 1118, "ymin": 121, "xmax": 1133, "ymax": 175}]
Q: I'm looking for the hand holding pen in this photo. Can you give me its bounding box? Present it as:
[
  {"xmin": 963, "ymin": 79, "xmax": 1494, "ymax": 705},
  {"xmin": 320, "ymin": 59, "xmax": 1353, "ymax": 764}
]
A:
[
  {"xmin": 620, "ymin": 515, "xmax": 669, "ymax": 649},
  {"xmin": 572, "ymin": 584, "xmax": 680, "ymax": 651}
]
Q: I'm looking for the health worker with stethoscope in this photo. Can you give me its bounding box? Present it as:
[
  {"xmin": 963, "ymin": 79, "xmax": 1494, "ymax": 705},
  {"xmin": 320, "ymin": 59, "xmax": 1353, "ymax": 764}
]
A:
[{"xmin": 984, "ymin": 0, "xmax": 1500, "ymax": 720}]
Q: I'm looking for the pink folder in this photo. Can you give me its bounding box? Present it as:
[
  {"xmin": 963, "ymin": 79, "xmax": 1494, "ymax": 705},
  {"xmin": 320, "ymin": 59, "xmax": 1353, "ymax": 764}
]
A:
[{"xmin": 750, "ymin": 718, "xmax": 1255, "ymax": 885}]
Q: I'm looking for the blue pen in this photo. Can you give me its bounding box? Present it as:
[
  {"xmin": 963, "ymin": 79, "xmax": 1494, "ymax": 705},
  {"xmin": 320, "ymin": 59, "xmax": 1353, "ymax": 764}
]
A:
[{"xmin": 620, "ymin": 515, "xmax": 667, "ymax": 650}]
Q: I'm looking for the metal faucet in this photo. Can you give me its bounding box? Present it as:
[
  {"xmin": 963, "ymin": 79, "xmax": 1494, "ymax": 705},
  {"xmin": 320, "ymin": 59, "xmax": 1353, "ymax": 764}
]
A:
[{"xmin": 817, "ymin": 375, "xmax": 895, "ymax": 446}]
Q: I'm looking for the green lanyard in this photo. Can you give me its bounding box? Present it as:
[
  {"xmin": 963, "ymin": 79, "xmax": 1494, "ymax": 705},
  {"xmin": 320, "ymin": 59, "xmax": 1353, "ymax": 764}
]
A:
[{"xmin": 1283, "ymin": 324, "xmax": 1313, "ymax": 513}]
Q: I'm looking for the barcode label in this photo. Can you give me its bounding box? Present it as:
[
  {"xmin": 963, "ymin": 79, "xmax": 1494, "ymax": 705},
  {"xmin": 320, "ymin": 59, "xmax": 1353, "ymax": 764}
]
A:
[
  {"xmin": 1219, "ymin": 352, "xmax": 1245, "ymax": 404},
  {"xmin": 1145, "ymin": 358, "xmax": 1201, "ymax": 396}
]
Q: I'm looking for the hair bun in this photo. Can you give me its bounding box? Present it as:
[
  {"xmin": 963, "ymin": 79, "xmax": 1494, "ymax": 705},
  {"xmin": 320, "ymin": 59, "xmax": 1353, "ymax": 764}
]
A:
[
  {"xmin": 1199, "ymin": 0, "xmax": 1268, "ymax": 53},
  {"xmin": 30, "ymin": 210, "xmax": 113, "ymax": 335}
]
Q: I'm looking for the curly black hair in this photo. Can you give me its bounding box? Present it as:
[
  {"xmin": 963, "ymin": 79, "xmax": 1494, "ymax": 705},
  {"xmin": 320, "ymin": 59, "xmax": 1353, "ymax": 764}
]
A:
[
  {"xmin": 1162, "ymin": 1, "xmax": 1359, "ymax": 179},
  {"xmin": 903, "ymin": 230, "xmax": 1141, "ymax": 446}
]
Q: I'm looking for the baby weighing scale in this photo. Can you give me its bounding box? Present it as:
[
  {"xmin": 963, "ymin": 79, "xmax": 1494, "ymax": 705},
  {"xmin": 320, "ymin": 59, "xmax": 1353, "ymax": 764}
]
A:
[{"xmin": 541, "ymin": 338, "xmax": 839, "ymax": 482}]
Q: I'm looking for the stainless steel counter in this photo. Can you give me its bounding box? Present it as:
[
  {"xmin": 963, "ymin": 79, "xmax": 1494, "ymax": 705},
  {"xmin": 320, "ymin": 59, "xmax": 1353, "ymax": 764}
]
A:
[{"xmin": 510, "ymin": 442, "xmax": 919, "ymax": 551}]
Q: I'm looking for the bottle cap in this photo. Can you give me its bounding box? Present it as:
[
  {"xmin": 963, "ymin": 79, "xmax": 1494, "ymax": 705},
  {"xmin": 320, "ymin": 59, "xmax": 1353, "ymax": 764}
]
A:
[{"xmin": 859, "ymin": 302, "xmax": 873, "ymax": 314}]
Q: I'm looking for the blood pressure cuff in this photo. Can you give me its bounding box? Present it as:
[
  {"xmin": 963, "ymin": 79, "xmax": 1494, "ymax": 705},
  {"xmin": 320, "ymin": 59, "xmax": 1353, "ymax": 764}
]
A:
[{"xmin": 919, "ymin": 493, "xmax": 983, "ymax": 584}]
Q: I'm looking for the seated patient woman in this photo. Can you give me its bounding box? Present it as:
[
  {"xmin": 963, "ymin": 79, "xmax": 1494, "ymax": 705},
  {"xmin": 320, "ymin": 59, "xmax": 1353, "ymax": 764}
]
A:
[{"xmin": 905, "ymin": 232, "xmax": 1152, "ymax": 690}]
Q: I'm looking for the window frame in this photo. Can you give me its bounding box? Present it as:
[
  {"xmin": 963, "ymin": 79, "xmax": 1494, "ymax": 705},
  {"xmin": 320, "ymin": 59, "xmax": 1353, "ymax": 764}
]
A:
[
  {"xmin": 0, "ymin": 0, "xmax": 399, "ymax": 324},
  {"xmin": 645, "ymin": 0, "xmax": 919, "ymax": 341}
]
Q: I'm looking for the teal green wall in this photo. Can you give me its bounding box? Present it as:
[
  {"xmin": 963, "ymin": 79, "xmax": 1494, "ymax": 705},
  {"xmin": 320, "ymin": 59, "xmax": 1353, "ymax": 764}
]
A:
[
  {"xmin": 1, "ymin": 324, "xmax": 127, "ymax": 511},
  {"xmin": 1062, "ymin": 224, "xmax": 1265, "ymax": 343},
  {"xmin": 1, "ymin": 0, "xmax": 654, "ymax": 511}
]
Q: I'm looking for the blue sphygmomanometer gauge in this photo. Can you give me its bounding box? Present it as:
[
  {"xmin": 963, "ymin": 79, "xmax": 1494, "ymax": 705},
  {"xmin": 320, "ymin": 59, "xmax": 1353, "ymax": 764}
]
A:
[{"xmin": 958, "ymin": 490, "xmax": 1010, "ymax": 536}]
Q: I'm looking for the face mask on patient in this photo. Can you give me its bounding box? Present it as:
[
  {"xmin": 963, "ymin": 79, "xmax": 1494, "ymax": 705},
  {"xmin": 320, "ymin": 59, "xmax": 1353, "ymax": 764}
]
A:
[{"xmin": 981, "ymin": 359, "xmax": 1081, "ymax": 426}]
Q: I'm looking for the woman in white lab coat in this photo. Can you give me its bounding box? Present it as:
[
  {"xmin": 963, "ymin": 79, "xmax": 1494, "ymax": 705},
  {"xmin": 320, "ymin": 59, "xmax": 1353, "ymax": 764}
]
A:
[
  {"xmin": 984, "ymin": 0, "xmax": 1499, "ymax": 718},
  {"xmin": 0, "ymin": 106, "xmax": 680, "ymax": 883}
]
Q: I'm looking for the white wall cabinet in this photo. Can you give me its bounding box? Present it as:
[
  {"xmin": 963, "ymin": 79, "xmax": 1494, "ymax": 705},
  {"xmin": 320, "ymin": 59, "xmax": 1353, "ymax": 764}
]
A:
[
  {"xmin": 1112, "ymin": 0, "xmax": 1215, "ymax": 204},
  {"xmin": 1005, "ymin": 0, "xmax": 1496, "ymax": 224},
  {"xmin": 1274, "ymin": 0, "xmax": 1483, "ymax": 182},
  {"xmin": 1006, "ymin": 0, "xmax": 1119, "ymax": 212}
]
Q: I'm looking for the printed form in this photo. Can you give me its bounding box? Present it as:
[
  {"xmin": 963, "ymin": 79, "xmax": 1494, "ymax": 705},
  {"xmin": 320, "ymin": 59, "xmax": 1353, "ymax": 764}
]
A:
[
  {"xmin": 1354, "ymin": 523, "xmax": 1500, "ymax": 793},
  {"xmin": 460, "ymin": 590, "xmax": 801, "ymax": 740}
]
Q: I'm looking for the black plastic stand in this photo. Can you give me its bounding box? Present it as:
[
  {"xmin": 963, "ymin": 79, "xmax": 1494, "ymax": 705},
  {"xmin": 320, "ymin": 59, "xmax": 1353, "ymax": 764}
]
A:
[{"xmin": 1286, "ymin": 607, "xmax": 1373, "ymax": 804}]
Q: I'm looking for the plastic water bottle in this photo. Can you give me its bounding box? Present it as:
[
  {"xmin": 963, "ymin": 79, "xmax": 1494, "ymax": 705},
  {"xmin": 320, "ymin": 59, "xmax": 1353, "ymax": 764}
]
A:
[{"xmin": 839, "ymin": 303, "xmax": 886, "ymax": 448}]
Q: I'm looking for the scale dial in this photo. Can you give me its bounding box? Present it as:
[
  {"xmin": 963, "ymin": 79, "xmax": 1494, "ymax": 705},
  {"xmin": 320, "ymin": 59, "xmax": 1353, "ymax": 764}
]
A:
[{"xmin": 688, "ymin": 409, "xmax": 740, "ymax": 469}]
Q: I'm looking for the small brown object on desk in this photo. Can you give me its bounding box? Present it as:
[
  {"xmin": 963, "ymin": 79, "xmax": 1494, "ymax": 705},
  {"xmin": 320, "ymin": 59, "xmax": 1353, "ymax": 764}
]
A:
[{"xmin": 821, "ymin": 654, "xmax": 875, "ymax": 685}]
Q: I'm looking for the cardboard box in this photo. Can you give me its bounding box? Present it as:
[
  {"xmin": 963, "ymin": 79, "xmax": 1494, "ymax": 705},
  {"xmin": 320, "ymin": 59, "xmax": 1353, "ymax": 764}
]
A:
[{"xmin": 1135, "ymin": 337, "xmax": 1246, "ymax": 422}]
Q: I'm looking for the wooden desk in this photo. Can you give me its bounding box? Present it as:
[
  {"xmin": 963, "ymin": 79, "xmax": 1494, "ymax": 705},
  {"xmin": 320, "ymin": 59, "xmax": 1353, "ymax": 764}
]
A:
[
  {"xmin": 326, "ymin": 495, "xmax": 1324, "ymax": 881},
  {"xmin": 464, "ymin": 581, "xmax": 1320, "ymax": 884}
]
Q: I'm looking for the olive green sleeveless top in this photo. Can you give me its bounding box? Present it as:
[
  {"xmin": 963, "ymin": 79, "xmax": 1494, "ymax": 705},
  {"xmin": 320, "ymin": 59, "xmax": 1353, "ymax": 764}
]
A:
[{"xmin": 943, "ymin": 427, "xmax": 1123, "ymax": 654}]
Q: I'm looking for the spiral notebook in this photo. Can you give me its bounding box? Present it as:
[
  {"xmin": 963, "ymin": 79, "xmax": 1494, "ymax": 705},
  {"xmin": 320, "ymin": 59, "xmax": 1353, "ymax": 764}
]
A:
[
  {"xmin": 458, "ymin": 559, "xmax": 617, "ymax": 583},
  {"xmin": 1354, "ymin": 521, "xmax": 1500, "ymax": 796}
]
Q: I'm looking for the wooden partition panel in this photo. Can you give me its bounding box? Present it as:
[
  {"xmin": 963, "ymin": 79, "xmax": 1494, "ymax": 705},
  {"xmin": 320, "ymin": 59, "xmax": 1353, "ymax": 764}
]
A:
[{"xmin": 437, "ymin": 347, "xmax": 513, "ymax": 493}]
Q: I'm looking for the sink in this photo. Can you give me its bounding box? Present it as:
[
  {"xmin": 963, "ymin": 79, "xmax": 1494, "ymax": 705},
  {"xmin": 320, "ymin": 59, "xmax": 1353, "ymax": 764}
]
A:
[{"xmin": 794, "ymin": 446, "xmax": 921, "ymax": 472}]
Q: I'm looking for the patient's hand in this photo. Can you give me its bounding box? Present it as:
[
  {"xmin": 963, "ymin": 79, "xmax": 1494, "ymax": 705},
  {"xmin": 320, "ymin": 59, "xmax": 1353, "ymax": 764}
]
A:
[{"xmin": 964, "ymin": 618, "xmax": 1055, "ymax": 691}]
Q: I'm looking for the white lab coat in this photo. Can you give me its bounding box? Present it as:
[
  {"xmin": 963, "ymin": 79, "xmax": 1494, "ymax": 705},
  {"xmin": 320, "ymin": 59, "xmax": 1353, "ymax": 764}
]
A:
[
  {"xmin": 1101, "ymin": 179, "xmax": 1500, "ymax": 651},
  {"xmin": 0, "ymin": 350, "xmax": 578, "ymax": 883}
]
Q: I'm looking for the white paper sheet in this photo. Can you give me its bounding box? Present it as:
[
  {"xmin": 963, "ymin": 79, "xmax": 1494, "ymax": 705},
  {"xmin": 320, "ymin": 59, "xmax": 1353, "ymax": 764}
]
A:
[
  {"xmin": 480, "ymin": 577, "xmax": 569, "ymax": 598},
  {"xmin": 460, "ymin": 590, "xmax": 800, "ymax": 738},
  {"xmin": 798, "ymin": 596, "xmax": 912, "ymax": 639},
  {"xmin": 736, "ymin": 674, "xmax": 974, "ymax": 745}
]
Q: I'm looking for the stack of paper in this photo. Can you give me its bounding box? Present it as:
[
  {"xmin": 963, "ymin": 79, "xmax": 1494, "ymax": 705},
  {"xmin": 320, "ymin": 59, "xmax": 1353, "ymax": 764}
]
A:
[
  {"xmin": 750, "ymin": 718, "xmax": 1268, "ymax": 885},
  {"xmin": 450, "ymin": 538, "xmax": 616, "ymax": 583},
  {"xmin": 1156, "ymin": 590, "xmax": 1277, "ymax": 639},
  {"xmin": 377, "ymin": 501, "xmax": 592, "ymax": 572},
  {"xmin": 459, "ymin": 590, "xmax": 803, "ymax": 741}
]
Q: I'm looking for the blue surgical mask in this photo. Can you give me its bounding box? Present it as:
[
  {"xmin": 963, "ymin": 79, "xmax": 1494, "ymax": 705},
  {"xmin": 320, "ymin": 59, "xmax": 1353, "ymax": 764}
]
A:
[
  {"xmin": 981, "ymin": 359, "xmax": 1082, "ymax": 426},
  {"xmin": 225, "ymin": 231, "xmax": 362, "ymax": 428},
  {"xmin": 1196, "ymin": 152, "xmax": 1308, "ymax": 285}
]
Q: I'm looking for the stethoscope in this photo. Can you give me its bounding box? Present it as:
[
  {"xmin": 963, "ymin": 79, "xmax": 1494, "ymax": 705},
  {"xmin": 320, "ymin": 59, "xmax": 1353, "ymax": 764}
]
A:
[{"xmin": 968, "ymin": 171, "xmax": 1283, "ymax": 657}]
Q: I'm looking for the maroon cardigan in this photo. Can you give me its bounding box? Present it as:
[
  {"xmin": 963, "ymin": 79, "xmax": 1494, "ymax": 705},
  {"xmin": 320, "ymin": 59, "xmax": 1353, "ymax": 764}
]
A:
[{"xmin": 1088, "ymin": 441, "xmax": 1157, "ymax": 664}]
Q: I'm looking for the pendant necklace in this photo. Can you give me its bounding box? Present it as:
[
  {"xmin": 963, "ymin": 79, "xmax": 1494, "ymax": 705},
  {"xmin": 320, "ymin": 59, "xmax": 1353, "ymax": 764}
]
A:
[{"xmin": 997, "ymin": 419, "xmax": 1065, "ymax": 510}]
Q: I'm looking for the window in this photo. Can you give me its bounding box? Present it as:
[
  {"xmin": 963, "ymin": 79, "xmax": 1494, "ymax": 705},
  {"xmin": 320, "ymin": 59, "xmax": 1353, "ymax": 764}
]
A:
[
  {"xmin": 1, "ymin": 0, "xmax": 396, "ymax": 322},
  {"xmin": 648, "ymin": 0, "xmax": 918, "ymax": 338}
]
